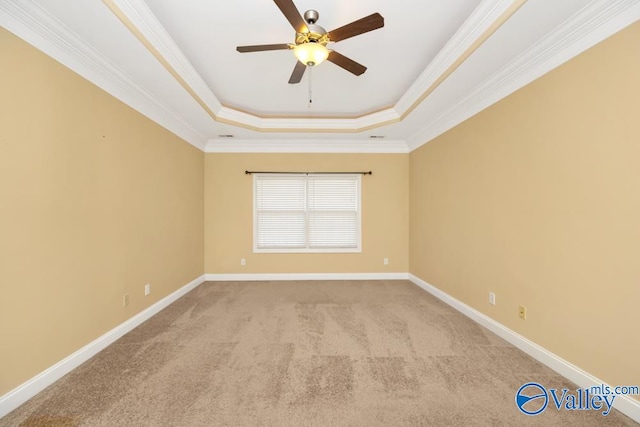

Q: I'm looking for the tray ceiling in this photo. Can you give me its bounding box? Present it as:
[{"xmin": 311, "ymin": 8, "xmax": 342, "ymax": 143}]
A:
[{"xmin": 1, "ymin": 0, "xmax": 638, "ymax": 152}]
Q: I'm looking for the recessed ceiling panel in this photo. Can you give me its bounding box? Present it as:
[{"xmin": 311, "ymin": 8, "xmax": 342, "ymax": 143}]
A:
[{"xmin": 145, "ymin": 0, "xmax": 482, "ymax": 116}]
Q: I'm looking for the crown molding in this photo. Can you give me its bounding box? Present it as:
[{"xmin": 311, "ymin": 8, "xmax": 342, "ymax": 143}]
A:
[
  {"xmin": 407, "ymin": 0, "xmax": 640, "ymax": 151},
  {"xmin": 103, "ymin": 0, "xmax": 223, "ymax": 116},
  {"xmin": 104, "ymin": 0, "xmax": 405, "ymax": 132},
  {"xmin": 394, "ymin": 0, "xmax": 525, "ymax": 114},
  {"xmin": 104, "ymin": 0, "xmax": 520, "ymax": 133},
  {"xmin": 4, "ymin": 0, "xmax": 636, "ymax": 150},
  {"xmin": 214, "ymin": 106, "xmax": 396, "ymax": 134},
  {"xmin": 205, "ymin": 139, "xmax": 410, "ymax": 154},
  {"xmin": 106, "ymin": 0, "xmax": 637, "ymax": 139},
  {"xmin": 0, "ymin": 0, "xmax": 207, "ymax": 150},
  {"xmin": 214, "ymin": 107, "xmax": 401, "ymax": 132}
]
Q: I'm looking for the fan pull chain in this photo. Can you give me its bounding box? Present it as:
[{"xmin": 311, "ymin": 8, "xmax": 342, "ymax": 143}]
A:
[{"xmin": 308, "ymin": 65, "xmax": 313, "ymax": 108}]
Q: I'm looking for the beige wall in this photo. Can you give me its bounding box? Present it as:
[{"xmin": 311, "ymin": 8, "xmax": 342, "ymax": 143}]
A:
[
  {"xmin": 410, "ymin": 22, "xmax": 640, "ymax": 392},
  {"xmin": 0, "ymin": 28, "xmax": 204, "ymax": 395},
  {"xmin": 2, "ymin": 15, "xmax": 637, "ymax": 407},
  {"xmin": 205, "ymin": 153, "xmax": 409, "ymax": 274}
]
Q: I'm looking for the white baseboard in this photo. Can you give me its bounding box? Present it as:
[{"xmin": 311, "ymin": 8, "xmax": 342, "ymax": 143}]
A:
[
  {"xmin": 408, "ymin": 274, "xmax": 640, "ymax": 423},
  {"xmin": 204, "ymin": 272, "xmax": 410, "ymax": 282},
  {"xmin": 0, "ymin": 274, "xmax": 206, "ymax": 419},
  {"xmin": 3, "ymin": 273, "xmax": 637, "ymax": 423}
]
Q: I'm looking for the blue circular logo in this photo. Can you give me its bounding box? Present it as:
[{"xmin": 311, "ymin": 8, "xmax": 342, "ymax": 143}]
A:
[{"xmin": 516, "ymin": 382, "xmax": 548, "ymax": 415}]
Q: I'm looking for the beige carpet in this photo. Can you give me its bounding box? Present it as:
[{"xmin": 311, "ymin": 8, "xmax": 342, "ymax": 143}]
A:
[{"xmin": 1, "ymin": 280, "xmax": 636, "ymax": 426}]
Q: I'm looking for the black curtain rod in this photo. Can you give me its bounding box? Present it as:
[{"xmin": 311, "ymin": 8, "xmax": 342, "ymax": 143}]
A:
[{"xmin": 245, "ymin": 170, "xmax": 372, "ymax": 176}]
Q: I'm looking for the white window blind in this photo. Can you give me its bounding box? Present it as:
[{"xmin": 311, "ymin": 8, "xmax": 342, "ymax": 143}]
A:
[{"xmin": 254, "ymin": 174, "xmax": 361, "ymax": 253}]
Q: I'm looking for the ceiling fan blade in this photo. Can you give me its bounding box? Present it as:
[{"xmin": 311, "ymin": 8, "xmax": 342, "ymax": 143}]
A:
[
  {"xmin": 236, "ymin": 43, "xmax": 291, "ymax": 53},
  {"xmin": 327, "ymin": 13, "xmax": 384, "ymax": 42},
  {"xmin": 288, "ymin": 61, "xmax": 307, "ymax": 84},
  {"xmin": 327, "ymin": 51, "xmax": 367, "ymax": 76},
  {"xmin": 273, "ymin": 0, "xmax": 308, "ymax": 33}
]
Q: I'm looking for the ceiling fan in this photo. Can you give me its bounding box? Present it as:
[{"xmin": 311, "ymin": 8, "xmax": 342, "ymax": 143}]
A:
[{"xmin": 236, "ymin": 0, "xmax": 384, "ymax": 84}]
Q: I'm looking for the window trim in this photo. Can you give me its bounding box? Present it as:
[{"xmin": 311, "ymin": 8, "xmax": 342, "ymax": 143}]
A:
[{"xmin": 253, "ymin": 173, "xmax": 362, "ymax": 254}]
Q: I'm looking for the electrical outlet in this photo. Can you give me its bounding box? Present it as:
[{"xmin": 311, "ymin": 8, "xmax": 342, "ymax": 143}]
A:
[
  {"xmin": 383, "ymin": 258, "xmax": 389, "ymax": 265},
  {"xmin": 144, "ymin": 284, "xmax": 151, "ymax": 296},
  {"xmin": 240, "ymin": 258, "xmax": 246, "ymax": 266},
  {"xmin": 123, "ymin": 294, "xmax": 130, "ymax": 307},
  {"xmin": 489, "ymin": 292, "xmax": 496, "ymax": 305},
  {"xmin": 519, "ymin": 305, "xmax": 527, "ymax": 320}
]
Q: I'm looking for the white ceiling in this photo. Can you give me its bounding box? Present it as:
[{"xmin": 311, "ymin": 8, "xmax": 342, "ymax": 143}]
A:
[
  {"xmin": 1, "ymin": 0, "xmax": 638, "ymax": 152},
  {"xmin": 146, "ymin": 0, "xmax": 480, "ymax": 116}
]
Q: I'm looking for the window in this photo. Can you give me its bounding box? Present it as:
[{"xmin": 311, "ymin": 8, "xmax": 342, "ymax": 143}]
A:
[{"xmin": 254, "ymin": 174, "xmax": 361, "ymax": 253}]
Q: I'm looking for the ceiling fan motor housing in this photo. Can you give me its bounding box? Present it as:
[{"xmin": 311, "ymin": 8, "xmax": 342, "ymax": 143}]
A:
[{"xmin": 296, "ymin": 10, "xmax": 328, "ymax": 45}]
